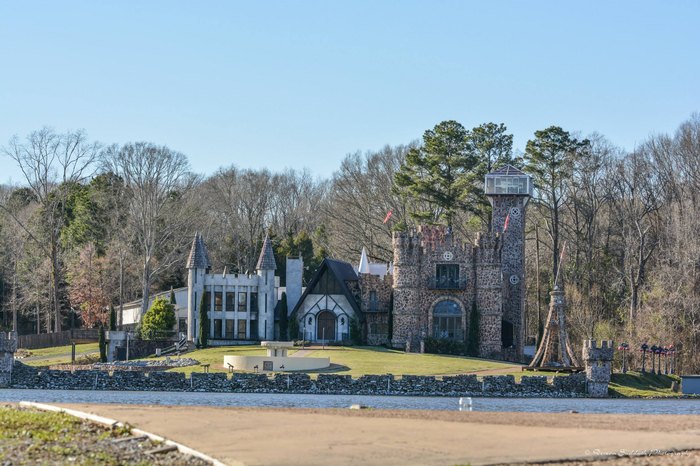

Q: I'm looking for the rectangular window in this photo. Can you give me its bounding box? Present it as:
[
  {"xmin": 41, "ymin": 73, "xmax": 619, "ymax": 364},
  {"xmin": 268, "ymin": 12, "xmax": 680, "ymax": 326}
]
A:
[
  {"xmin": 237, "ymin": 320, "xmax": 247, "ymax": 339},
  {"xmin": 178, "ymin": 318, "xmax": 187, "ymax": 334},
  {"xmin": 435, "ymin": 264, "xmax": 460, "ymax": 289},
  {"xmin": 214, "ymin": 319, "xmax": 222, "ymax": 338},
  {"xmin": 214, "ymin": 292, "xmax": 223, "ymax": 312},
  {"xmin": 238, "ymin": 292, "xmax": 247, "ymax": 312},
  {"xmin": 226, "ymin": 319, "xmax": 234, "ymax": 338},
  {"xmin": 369, "ymin": 291, "xmax": 378, "ymax": 311},
  {"xmin": 226, "ymin": 292, "xmax": 235, "ymax": 312},
  {"xmin": 250, "ymin": 292, "xmax": 258, "ymax": 312},
  {"xmin": 194, "ymin": 292, "xmax": 197, "ymax": 311},
  {"xmin": 250, "ymin": 320, "xmax": 258, "ymax": 340}
]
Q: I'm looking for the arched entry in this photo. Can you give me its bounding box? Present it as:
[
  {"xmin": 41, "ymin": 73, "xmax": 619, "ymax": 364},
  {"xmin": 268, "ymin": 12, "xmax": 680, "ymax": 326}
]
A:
[
  {"xmin": 432, "ymin": 300, "xmax": 463, "ymax": 340},
  {"xmin": 317, "ymin": 311, "xmax": 336, "ymax": 341}
]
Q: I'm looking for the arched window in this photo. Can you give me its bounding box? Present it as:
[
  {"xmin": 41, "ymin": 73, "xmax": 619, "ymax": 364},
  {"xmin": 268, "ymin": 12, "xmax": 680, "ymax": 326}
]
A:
[{"xmin": 433, "ymin": 300, "xmax": 463, "ymax": 341}]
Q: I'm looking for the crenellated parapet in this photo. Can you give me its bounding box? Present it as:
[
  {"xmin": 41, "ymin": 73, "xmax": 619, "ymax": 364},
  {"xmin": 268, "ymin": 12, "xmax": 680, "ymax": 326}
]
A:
[
  {"xmin": 582, "ymin": 339, "xmax": 614, "ymax": 397},
  {"xmin": 0, "ymin": 332, "xmax": 17, "ymax": 388},
  {"xmin": 474, "ymin": 232, "xmax": 502, "ymax": 264}
]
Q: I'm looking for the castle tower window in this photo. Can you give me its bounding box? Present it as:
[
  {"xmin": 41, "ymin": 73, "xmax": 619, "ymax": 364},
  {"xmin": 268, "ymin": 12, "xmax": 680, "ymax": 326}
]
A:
[
  {"xmin": 369, "ymin": 291, "xmax": 378, "ymax": 311},
  {"xmin": 238, "ymin": 292, "xmax": 248, "ymax": 312},
  {"xmin": 214, "ymin": 292, "xmax": 223, "ymax": 312},
  {"xmin": 433, "ymin": 300, "xmax": 463, "ymax": 341},
  {"xmin": 433, "ymin": 264, "xmax": 463, "ymax": 289},
  {"xmin": 226, "ymin": 292, "xmax": 235, "ymax": 312}
]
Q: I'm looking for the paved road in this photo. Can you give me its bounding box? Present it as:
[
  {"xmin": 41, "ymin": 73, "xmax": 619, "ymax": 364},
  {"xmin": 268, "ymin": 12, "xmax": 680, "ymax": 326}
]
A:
[{"xmin": 56, "ymin": 404, "xmax": 700, "ymax": 466}]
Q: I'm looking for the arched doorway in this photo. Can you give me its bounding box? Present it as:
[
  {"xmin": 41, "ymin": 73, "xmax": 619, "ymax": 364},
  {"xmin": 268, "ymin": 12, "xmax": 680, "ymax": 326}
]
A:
[
  {"xmin": 432, "ymin": 300, "xmax": 463, "ymax": 340},
  {"xmin": 317, "ymin": 311, "xmax": 336, "ymax": 341}
]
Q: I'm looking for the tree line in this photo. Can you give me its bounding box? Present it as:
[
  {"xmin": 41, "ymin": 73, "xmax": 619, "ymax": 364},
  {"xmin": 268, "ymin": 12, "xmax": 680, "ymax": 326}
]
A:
[{"xmin": 1, "ymin": 115, "xmax": 699, "ymax": 371}]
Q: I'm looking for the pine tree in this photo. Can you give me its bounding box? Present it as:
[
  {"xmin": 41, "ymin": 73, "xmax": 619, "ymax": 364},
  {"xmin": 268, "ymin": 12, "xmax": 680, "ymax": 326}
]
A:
[{"xmin": 394, "ymin": 120, "xmax": 479, "ymax": 227}]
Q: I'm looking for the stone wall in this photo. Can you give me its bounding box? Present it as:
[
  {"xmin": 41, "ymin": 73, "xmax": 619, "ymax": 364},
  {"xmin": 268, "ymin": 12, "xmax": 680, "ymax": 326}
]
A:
[
  {"xmin": 0, "ymin": 332, "xmax": 17, "ymax": 388},
  {"xmin": 9, "ymin": 361, "xmax": 587, "ymax": 397},
  {"xmin": 358, "ymin": 273, "xmax": 392, "ymax": 345}
]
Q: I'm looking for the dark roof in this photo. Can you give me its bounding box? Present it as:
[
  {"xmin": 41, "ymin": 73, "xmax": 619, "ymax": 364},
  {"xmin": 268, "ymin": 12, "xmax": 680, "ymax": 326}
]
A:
[
  {"xmin": 186, "ymin": 233, "xmax": 211, "ymax": 269},
  {"xmin": 487, "ymin": 164, "xmax": 527, "ymax": 176},
  {"xmin": 290, "ymin": 258, "xmax": 361, "ymax": 317},
  {"xmin": 256, "ymin": 234, "xmax": 277, "ymax": 270}
]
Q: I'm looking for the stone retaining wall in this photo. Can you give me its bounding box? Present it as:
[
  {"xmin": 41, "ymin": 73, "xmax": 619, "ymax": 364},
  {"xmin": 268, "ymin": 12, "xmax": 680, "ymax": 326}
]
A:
[{"xmin": 9, "ymin": 361, "xmax": 586, "ymax": 397}]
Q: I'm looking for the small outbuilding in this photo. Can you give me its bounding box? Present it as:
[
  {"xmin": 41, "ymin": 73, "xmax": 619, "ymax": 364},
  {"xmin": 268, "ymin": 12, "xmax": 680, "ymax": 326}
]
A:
[{"xmin": 681, "ymin": 375, "xmax": 700, "ymax": 395}]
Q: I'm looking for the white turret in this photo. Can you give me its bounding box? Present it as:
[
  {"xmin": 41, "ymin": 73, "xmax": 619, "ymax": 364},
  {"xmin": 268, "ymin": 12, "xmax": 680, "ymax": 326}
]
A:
[
  {"xmin": 186, "ymin": 232, "xmax": 211, "ymax": 342},
  {"xmin": 256, "ymin": 234, "xmax": 277, "ymax": 341}
]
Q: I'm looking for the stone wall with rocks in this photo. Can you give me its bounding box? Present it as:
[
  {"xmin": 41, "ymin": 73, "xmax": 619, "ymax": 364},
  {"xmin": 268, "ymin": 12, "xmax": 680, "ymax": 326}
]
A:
[
  {"xmin": 9, "ymin": 361, "xmax": 587, "ymax": 397},
  {"xmin": 0, "ymin": 332, "xmax": 17, "ymax": 388},
  {"xmin": 358, "ymin": 273, "xmax": 392, "ymax": 346}
]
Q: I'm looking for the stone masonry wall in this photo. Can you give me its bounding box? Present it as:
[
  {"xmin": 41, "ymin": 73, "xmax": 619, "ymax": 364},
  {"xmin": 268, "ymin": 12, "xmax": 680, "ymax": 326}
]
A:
[
  {"xmin": 358, "ymin": 273, "xmax": 392, "ymax": 345},
  {"xmin": 0, "ymin": 332, "xmax": 17, "ymax": 388},
  {"xmin": 9, "ymin": 361, "xmax": 587, "ymax": 397}
]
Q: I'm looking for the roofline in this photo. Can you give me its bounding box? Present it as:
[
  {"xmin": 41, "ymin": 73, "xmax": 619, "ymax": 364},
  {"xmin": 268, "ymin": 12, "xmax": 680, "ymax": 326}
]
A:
[{"xmin": 290, "ymin": 258, "xmax": 362, "ymax": 318}]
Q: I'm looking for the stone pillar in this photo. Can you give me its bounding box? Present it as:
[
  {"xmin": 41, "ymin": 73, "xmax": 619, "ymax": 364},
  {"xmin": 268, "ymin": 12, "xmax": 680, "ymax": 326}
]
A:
[
  {"xmin": 0, "ymin": 331, "xmax": 17, "ymax": 388},
  {"xmin": 582, "ymin": 339, "xmax": 614, "ymax": 398}
]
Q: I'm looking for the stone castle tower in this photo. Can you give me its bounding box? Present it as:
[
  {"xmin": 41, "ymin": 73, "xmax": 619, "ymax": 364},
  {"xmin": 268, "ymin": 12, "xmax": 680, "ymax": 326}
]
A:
[
  {"xmin": 582, "ymin": 339, "xmax": 614, "ymax": 397},
  {"xmin": 484, "ymin": 165, "xmax": 532, "ymax": 359},
  {"xmin": 391, "ymin": 165, "xmax": 531, "ymax": 361}
]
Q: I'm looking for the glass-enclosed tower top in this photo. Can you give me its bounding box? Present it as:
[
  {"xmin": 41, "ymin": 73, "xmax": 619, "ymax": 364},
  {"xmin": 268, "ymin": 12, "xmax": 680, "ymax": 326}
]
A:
[{"xmin": 484, "ymin": 165, "xmax": 533, "ymax": 196}]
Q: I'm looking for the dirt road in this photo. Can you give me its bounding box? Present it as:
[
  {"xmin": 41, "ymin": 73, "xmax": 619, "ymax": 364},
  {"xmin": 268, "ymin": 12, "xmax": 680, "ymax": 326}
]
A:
[{"xmin": 54, "ymin": 404, "xmax": 700, "ymax": 465}]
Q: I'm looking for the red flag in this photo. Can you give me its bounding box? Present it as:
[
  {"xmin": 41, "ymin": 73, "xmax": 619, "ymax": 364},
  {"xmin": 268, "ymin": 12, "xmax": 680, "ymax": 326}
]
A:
[
  {"xmin": 383, "ymin": 210, "xmax": 393, "ymax": 224},
  {"xmin": 502, "ymin": 213, "xmax": 510, "ymax": 233}
]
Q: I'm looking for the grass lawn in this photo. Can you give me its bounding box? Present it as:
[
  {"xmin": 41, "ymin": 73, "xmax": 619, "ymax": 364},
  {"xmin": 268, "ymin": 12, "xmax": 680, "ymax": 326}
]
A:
[
  {"xmin": 609, "ymin": 371, "xmax": 681, "ymax": 398},
  {"xmin": 152, "ymin": 345, "xmax": 273, "ymax": 374},
  {"xmin": 303, "ymin": 346, "xmax": 521, "ymax": 377},
  {"xmin": 154, "ymin": 345, "xmax": 521, "ymax": 377},
  {"xmin": 20, "ymin": 343, "xmax": 100, "ymax": 367}
]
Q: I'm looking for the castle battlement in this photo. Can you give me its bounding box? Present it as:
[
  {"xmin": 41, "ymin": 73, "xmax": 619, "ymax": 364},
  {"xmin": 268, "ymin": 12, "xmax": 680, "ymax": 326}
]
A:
[
  {"xmin": 0, "ymin": 332, "xmax": 17, "ymax": 353},
  {"xmin": 584, "ymin": 339, "xmax": 614, "ymax": 350}
]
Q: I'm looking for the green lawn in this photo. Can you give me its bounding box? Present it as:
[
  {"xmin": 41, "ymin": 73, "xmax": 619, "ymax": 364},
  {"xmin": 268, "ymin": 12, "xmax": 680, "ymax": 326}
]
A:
[
  {"xmin": 609, "ymin": 371, "xmax": 681, "ymax": 398},
  {"xmin": 20, "ymin": 343, "xmax": 100, "ymax": 367},
  {"xmin": 303, "ymin": 346, "xmax": 521, "ymax": 377},
  {"xmin": 153, "ymin": 345, "xmax": 521, "ymax": 377},
  {"xmin": 152, "ymin": 345, "xmax": 275, "ymax": 374}
]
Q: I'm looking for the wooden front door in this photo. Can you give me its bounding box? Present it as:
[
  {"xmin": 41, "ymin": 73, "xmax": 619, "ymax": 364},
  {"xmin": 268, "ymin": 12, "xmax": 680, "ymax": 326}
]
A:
[{"xmin": 316, "ymin": 311, "xmax": 336, "ymax": 341}]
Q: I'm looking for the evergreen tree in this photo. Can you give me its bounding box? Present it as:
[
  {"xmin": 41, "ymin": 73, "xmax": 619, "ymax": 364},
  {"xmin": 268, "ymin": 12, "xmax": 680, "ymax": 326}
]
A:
[
  {"xmin": 198, "ymin": 292, "xmax": 209, "ymax": 348},
  {"xmin": 394, "ymin": 120, "xmax": 479, "ymax": 227},
  {"xmin": 288, "ymin": 313, "xmax": 299, "ymax": 341},
  {"xmin": 524, "ymin": 126, "xmax": 589, "ymax": 277},
  {"xmin": 98, "ymin": 326, "xmax": 107, "ymax": 362},
  {"xmin": 141, "ymin": 297, "xmax": 176, "ymax": 340},
  {"xmin": 170, "ymin": 287, "xmax": 176, "ymax": 305},
  {"xmin": 467, "ymin": 301, "xmax": 480, "ymax": 356},
  {"xmin": 279, "ymin": 292, "xmax": 288, "ymax": 340},
  {"xmin": 109, "ymin": 304, "xmax": 116, "ymax": 331}
]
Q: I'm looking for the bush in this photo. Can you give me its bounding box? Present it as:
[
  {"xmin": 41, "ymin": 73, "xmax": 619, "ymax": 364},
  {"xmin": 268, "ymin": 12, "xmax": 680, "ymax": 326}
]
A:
[
  {"xmin": 141, "ymin": 297, "xmax": 176, "ymax": 340},
  {"xmin": 98, "ymin": 326, "xmax": 107, "ymax": 362},
  {"xmin": 288, "ymin": 313, "xmax": 299, "ymax": 340},
  {"xmin": 424, "ymin": 337, "xmax": 467, "ymax": 356},
  {"xmin": 349, "ymin": 318, "xmax": 362, "ymax": 345}
]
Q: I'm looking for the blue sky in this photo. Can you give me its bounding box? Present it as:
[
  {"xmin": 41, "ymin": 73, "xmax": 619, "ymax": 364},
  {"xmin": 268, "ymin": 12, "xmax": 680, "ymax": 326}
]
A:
[{"xmin": 1, "ymin": 1, "xmax": 698, "ymax": 184}]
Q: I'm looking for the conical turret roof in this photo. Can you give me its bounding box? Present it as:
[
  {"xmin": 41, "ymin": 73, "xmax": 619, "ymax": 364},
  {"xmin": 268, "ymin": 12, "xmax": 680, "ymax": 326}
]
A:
[
  {"xmin": 256, "ymin": 233, "xmax": 277, "ymax": 270},
  {"xmin": 186, "ymin": 232, "xmax": 211, "ymax": 269}
]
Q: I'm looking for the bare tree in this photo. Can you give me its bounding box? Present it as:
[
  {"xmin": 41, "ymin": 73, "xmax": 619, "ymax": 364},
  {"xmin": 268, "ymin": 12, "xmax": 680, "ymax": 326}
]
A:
[
  {"xmin": 1, "ymin": 128, "xmax": 99, "ymax": 331},
  {"xmin": 103, "ymin": 142, "xmax": 199, "ymax": 318}
]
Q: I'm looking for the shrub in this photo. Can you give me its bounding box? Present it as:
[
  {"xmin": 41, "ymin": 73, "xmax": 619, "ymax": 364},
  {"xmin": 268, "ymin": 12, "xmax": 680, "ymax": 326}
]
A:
[
  {"xmin": 424, "ymin": 337, "xmax": 467, "ymax": 356},
  {"xmin": 98, "ymin": 326, "xmax": 107, "ymax": 362},
  {"xmin": 288, "ymin": 313, "xmax": 299, "ymax": 340},
  {"xmin": 141, "ymin": 297, "xmax": 176, "ymax": 340}
]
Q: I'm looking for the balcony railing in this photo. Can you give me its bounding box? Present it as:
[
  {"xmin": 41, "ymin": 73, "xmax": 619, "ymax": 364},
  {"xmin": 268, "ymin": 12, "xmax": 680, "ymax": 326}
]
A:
[{"xmin": 428, "ymin": 277, "xmax": 467, "ymax": 290}]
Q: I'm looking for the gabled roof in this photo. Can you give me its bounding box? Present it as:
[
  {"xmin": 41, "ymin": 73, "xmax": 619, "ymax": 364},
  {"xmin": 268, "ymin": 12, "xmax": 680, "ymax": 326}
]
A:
[
  {"xmin": 186, "ymin": 232, "xmax": 211, "ymax": 269},
  {"xmin": 487, "ymin": 164, "xmax": 527, "ymax": 176},
  {"xmin": 290, "ymin": 258, "xmax": 361, "ymax": 317},
  {"xmin": 256, "ymin": 234, "xmax": 277, "ymax": 270}
]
